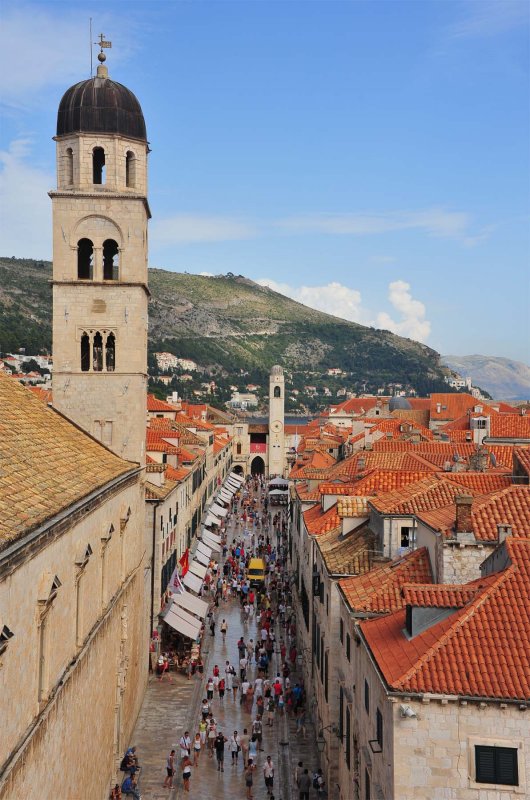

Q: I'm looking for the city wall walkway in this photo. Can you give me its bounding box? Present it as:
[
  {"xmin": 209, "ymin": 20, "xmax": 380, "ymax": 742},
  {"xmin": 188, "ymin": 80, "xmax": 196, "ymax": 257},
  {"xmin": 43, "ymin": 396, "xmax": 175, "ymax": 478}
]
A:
[{"xmin": 124, "ymin": 511, "xmax": 320, "ymax": 800}]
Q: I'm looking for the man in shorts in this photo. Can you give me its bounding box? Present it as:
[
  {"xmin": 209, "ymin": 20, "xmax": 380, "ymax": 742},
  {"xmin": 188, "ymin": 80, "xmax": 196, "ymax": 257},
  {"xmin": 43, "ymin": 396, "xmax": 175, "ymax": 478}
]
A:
[
  {"xmin": 214, "ymin": 731, "xmax": 227, "ymax": 772},
  {"xmin": 263, "ymin": 755, "xmax": 274, "ymax": 795}
]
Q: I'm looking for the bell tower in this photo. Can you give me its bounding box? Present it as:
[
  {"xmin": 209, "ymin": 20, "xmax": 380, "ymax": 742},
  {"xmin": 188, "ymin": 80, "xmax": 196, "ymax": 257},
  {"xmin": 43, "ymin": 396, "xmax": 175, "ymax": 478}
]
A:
[
  {"xmin": 268, "ymin": 365, "xmax": 286, "ymax": 477},
  {"xmin": 50, "ymin": 45, "xmax": 149, "ymax": 465}
]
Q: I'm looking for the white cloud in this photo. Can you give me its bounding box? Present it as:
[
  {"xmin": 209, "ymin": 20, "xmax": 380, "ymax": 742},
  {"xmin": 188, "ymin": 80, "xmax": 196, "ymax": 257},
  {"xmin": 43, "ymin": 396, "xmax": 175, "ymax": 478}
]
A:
[
  {"xmin": 0, "ymin": 6, "xmax": 138, "ymax": 111},
  {"xmin": 151, "ymin": 214, "xmax": 258, "ymax": 245},
  {"xmin": 376, "ymin": 280, "xmax": 431, "ymax": 342},
  {"xmin": 0, "ymin": 138, "xmax": 52, "ymax": 258},
  {"xmin": 275, "ymin": 208, "xmax": 471, "ymax": 240},
  {"xmin": 257, "ymin": 277, "xmax": 431, "ymax": 343},
  {"xmin": 447, "ymin": 0, "xmax": 528, "ymax": 40}
]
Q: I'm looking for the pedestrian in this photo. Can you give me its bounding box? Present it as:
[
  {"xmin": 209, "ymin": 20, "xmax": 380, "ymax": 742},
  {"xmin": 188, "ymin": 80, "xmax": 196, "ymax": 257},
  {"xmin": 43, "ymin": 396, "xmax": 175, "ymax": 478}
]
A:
[
  {"xmin": 232, "ymin": 674, "xmax": 239, "ymax": 701},
  {"xmin": 121, "ymin": 773, "xmax": 140, "ymax": 800},
  {"xmin": 295, "ymin": 708, "xmax": 306, "ymax": 739},
  {"xmin": 252, "ymin": 717, "xmax": 263, "ymax": 750},
  {"xmin": 266, "ymin": 697, "xmax": 275, "ymax": 726},
  {"xmin": 206, "ymin": 677, "xmax": 214, "ymax": 701},
  {"xmin": 179, "ymin": 731, "xmax": 191, "ymax": 760},
  {"xmin": 181, "ymin": 755, "xmax": 192, "ymax": 792},
  {"xmin": 220, "ymin": 619, "xmax": 228, "ymax": 641},
  {"xmin": 193, "ymin": 733, "xmax": 201, "ymax": 766},
  {"xmin": 248, "ymin": 734, "xmax": 258, "ymax": 764},
  {"xmin": 163, "ymin": 749, "xmax": 175, "ymax": 789},
  {"xmin": 218, "ymin": 676, "xmax": 226, "ymax": 701},
  {"xmin": 297, "ymin": 769, "xmax": 311, "ymax": 800},
  {"xmin": 230, "ymin": 730, "xmax": 241, "ymax": 764},
  {"xmin": 207, "ymin": 719, "xmax": 217, "ymax": 757},
  {"xmin": 214, "ymin": 731, "xmax": 227, "ymax": 772},
  {"xmin": 293, "ymin": 760, "xmax": 303, "ymax": 789},
  {"xmin": 110, "ymin": 784, "xmax": 122, "ymax": 800},
  {"xmin": 314, "ymin": 768, "xmax": 325, "ymax": 794},
  {"xmin": 240, "ymin": 727, "xmax": 250, "ymax": 766},
  {"xmin": 245, "ymin": 758, "xmax": 256, "ymax": 800},
  {"xmin": 201, "ymin": 697, "xmax": 210, "ymax": 720},
  {"xmin": 199, "ymin": 718, "xmax": 207, "ymax": 745},
  {"xmin": 263, "ymin": 756, "xmax": 275, "ymax": 796}
]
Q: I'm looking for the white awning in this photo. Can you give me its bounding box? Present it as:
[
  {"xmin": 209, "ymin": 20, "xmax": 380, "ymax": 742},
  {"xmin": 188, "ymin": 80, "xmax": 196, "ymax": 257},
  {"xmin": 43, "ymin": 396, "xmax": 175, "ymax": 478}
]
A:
[
  {"xmin": 218, "ymin": 489, "xmax": 233, "ymax": 501},
  {"xmin": 194, "ymin": 549, "xmax": 210, "ymax": 567},
  {"xmin": 225, "ymin": 482, "xmax": 240, "ymax": 492},
  {"xmin": 210, "ymin": 502, "xmax": 228, "ymax": 517},
  {"xmin": 269, "ymin": 477, "xmax": 289, "ymax": 487},
  {"xmin": 197, "ymin": 541, "xmax": 212, "ymax": 560},
  {"xmin": 163, "ymin": 604, "xmax": 201, "ymax": 640},
  {"xmin": 269, "ymin": 488, "xmax": 289, "ymax": 495},
  {"xmin": 189, "ymin": 560, "xmax": 208, "ymax": 579},
  {"xmin": 202, "ymin": 534, "xmax": 221, "ymax": 552},
  {"xmin": 228, "ymin": 472, "xmax": 245, "ymax": 483},
  {"xmin": 172, "ymin": 591, "xmax": 208, "ymax": 620},
  {"xmin": 202, "ymin": 529, "xmax": 222, "ymax": 544},
  {"xmin": 204, "ymin": 513, "xmax": 221, "ymax": 527},
  {"xmin": 183, "ymin": 571, "xmax": 203, "ymax": 594}
]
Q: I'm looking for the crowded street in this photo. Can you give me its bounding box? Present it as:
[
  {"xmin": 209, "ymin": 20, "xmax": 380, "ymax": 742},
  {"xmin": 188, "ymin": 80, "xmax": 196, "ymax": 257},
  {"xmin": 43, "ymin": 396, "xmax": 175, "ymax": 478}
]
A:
[{"xmin": 122, "ymin": 475, "xmax": 321, "ymax": 800}]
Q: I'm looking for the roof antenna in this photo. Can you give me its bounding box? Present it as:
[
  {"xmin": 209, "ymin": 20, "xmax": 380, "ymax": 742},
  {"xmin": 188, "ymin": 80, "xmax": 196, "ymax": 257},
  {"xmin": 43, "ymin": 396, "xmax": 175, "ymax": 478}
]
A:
[{"xmin": 89, "ymin": 18, "xmax": 93, "ymax": 76}]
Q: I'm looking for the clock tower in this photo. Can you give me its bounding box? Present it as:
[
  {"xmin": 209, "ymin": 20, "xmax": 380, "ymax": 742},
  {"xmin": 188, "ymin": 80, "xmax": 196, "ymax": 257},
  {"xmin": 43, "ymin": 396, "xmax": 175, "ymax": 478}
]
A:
[{"xmin": 268, "ymin": 365, "xmax": 286, "ymax": 477}]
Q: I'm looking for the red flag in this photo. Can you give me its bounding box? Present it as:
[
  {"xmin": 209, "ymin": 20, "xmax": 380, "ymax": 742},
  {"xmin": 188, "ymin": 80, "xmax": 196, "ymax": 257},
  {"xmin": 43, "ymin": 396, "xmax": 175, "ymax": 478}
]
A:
[{"xmin": 179, "ymin": 548, "xmax": 189, "ymax": 576}]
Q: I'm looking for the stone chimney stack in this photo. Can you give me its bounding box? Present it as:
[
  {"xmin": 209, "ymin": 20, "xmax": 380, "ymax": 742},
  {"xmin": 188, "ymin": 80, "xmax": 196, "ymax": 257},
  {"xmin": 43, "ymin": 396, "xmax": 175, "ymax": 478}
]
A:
[
  {"xmin": 455, "ymin": 495, "xmax": 473, "ymax": 533},
  {"xmin": 497, "ymin": 523, "xmax": 512, "ymax": 543}
]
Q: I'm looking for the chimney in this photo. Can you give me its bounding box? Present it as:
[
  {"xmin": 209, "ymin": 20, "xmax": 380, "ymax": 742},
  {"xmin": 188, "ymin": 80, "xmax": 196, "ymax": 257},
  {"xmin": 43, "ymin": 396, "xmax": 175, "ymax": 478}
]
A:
[
  {"xmin": 455, "ymin": 495, "xmax": 473, "ymax": 533},
  {"xmin": 497, "ymin": 523, "xmax": 512, "ymax": 543}
]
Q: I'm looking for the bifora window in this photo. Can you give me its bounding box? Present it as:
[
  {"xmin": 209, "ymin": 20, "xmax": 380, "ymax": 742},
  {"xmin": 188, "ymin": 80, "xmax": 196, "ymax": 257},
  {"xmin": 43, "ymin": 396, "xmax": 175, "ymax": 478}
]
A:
[
  {"xmin": 475, "ymin": 745, "xmax": 518, "ymax": 786},
  {"xmin": 103, "ymin": 239, "xmax": 119, "ymax": 280},
  {"xmin": 77, "ymin": 238, "xmax": 94, "ymax": 280},
  {"xmin": 80, "ymin": 330, "xmax": 116, "ymax": 372}
]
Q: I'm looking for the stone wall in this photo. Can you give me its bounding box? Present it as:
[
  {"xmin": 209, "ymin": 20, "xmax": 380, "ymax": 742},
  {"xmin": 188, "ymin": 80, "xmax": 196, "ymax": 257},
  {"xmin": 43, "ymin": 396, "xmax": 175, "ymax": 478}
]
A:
[{"xmin": 0, "ymin": 476, "xmax": 148, "ymax": 800}]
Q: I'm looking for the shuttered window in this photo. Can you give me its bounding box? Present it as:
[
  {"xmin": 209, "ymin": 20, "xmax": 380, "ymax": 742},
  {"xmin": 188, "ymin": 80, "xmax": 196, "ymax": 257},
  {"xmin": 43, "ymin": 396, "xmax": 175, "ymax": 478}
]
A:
[{"xmin": 475, "ymin": 745, "xmax": 518, "ymax": 786}]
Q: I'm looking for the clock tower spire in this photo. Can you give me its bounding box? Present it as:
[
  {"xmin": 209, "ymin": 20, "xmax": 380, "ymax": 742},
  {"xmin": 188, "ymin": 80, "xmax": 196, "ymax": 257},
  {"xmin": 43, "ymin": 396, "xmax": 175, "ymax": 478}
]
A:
[{"xmin": 268, "ymin": 365, "xmax": 286, "ymax": 477}]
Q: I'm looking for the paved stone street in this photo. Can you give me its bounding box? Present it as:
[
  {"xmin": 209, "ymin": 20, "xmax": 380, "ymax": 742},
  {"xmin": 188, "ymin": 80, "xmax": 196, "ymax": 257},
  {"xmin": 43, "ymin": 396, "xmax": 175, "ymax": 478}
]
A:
[{"xmin": 124, "ymin": 506, "xmax": 320, "ymax": 800}]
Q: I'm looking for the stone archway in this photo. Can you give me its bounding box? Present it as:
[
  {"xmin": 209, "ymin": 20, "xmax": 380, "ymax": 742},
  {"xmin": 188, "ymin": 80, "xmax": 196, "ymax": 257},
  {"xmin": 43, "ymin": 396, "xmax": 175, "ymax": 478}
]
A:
[{"xmin": 251, "ymin": 456, "xmax": 265, "ymax": 476}]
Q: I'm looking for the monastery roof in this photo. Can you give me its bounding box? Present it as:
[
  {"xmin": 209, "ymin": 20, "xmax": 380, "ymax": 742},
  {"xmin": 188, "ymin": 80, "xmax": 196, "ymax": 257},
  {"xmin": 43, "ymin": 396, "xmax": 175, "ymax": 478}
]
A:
[
  {"xmin": 0, "ymin": 375, "xmax": 135, "ymax": 548},
  {"xmin": 339, "ymin": 548, "xmax": 433, "ymax": 614},
  {"xmin": 361, "ymin": 537, "xmax": 530, "ymax": 700}
]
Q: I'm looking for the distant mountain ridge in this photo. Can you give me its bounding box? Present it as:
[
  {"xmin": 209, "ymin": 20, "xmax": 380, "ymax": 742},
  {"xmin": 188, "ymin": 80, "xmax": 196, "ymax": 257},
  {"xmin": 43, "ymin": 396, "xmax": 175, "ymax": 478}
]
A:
[
  {"xmin": 1, "ymin": 256, "xmax": 449, "ymax": 394},
  {"xmin": 442, "ymin": 354, "xmax": 530, "ymax": 402}
]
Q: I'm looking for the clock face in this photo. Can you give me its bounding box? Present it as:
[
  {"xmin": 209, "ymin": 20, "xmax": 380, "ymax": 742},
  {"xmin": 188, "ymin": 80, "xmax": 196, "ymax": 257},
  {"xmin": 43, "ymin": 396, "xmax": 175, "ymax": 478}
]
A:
[{"xmin": 271, "ymin": 420, "xmax": 283, "ymax": 433}]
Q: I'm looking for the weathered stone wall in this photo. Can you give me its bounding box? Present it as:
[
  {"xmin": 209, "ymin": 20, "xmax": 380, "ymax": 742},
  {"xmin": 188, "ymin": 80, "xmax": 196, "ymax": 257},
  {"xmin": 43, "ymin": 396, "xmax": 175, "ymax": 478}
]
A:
[{"xmin": 0, "ymin": 477, "xmax": 148, "ymax": 800}]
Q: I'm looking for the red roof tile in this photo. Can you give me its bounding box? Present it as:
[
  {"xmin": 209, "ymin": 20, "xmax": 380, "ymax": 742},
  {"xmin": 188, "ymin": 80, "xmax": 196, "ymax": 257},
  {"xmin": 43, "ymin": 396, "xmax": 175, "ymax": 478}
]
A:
[
  {"xmin": 340, "ymin": 548, "xmax": 433, "ymax": 613},
  {"xmin": 361, "ymin": 537, "xmax": 530, "ymax": 700},
  {"xmin": 147, "ymin": 394, "xmax": 177, "ymax": 412}
]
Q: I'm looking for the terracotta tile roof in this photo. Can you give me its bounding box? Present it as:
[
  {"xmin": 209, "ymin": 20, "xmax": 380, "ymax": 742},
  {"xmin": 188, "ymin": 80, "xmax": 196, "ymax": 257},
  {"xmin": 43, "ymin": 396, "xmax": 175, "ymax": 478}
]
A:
[
  {"xmin": 296, "ymin": 483, "xmax": 320, "ymax": 502},
  {"xmin": 340, "ymin": 548, "xmax": 433, "ymax": 613},
  {"xmin": 489, "ymin": 414, "xmax": 530, "ymax": 440},
  {"xmin": 178, "ymin": 446, "xmax": 198, "ymax": 462},
  {"xmin": 417, "ymin": 485, "xmax": 530, "ymax": 542},
  {"xmin": 317, "ymin": 524, "xmax": 377, "ymax": 574},
  {"xmin": 337, "ymin": 497, "xmax": 370, "ymax": 517},
  {"xmin": 371, "ymin": 440, "xmax": 415, "ymax": 451},
  {"xmin": 444, "ymin": 472, "xmax": 511, "ymax": 493},
  {"xmin": 0, "ymin": 375, "xmax": 134, "ymax": 547},
  {"xmin": 330, "ymin": 397, "xmax": 386, "ymax": 416},
  {"xmin": 514, "ymin": 447, "xmax": 530, "ymax": 477},
  {"xmin": 304, "ymin": 503, "xmax": 341, "ymax": 535},
  {"xmin": 391, "ymin": 408, "xmax": 431, "ymax": 428},
  {"xmin": 429, "ymin": 393, "xmax": 478, "ymax": 421},
  {"xmin": 368, "ymin": 474, "xmax": 507, "ymax": 516},
  {"xmin": 147, "ymin": 393, "xmax": 178, "ymax": 412},
  {"xmin": 401, "ymin": 581, "xmax": 482, "ymax": 608},
  {"xmin": 145, "ymin": 479, "xmax": 177, "ymax": 500},
  {"xmin": 28, "ymin": 386, "xmax": 53, "ymax": 404},
  {"xmin": 361, "ymin": 537, "xmax": 530, "ymax": 700},
  {"xmin": 166, "ymin": 465, "xmax": 190, "ymax": 481}
]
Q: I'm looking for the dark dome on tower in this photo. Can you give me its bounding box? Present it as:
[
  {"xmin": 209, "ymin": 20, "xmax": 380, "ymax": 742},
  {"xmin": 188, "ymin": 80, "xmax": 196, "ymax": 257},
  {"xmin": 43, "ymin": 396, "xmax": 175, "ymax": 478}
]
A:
[
  {"xmin": 389, "ymin": 396, "xmax": 412, "ymax": 412},
  {"xmin": 56, "ymin": 72, "xmax": 146, "ymax": 141}
]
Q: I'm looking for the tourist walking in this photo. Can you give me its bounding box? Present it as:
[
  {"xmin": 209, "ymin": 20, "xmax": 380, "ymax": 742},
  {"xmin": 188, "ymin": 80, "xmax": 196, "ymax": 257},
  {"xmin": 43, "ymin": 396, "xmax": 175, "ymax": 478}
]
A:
[
  {"xmin": 193, "ymin": 733, "xmax": 201, "ymax": 766},
  {"xmin": 263, "ymin": 755, "xmax": 275, "ymax": 796},
  {"xmin": 214, "ymin": 731, "xmax": 227, "ymax": 772},
  {"xmin": 181, "ymin": 755, "xmax": 192, "ymax": 792},
  {"xmin": 245, "ymin": 759, "xmax": 256, "ymax": 800},
  {"xmin": 163, "ymin": 749, "xmax": 175, "ymax": 789}
]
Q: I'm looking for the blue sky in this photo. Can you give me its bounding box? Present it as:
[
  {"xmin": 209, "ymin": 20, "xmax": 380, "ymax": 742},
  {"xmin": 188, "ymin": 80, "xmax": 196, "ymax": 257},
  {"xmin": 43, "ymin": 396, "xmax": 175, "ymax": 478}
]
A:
[{"xmin": 1, "ymin": 0, "xmax": 528, "ymax": 362}]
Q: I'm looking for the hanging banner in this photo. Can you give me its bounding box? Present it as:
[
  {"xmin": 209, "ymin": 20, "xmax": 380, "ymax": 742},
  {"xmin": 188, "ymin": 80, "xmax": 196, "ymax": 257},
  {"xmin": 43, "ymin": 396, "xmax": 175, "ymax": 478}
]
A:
[
  {"xmin": 168, "ymin": 566, "xmax": 184, "ymax": 595},
  {"xmin": 179, "ymin": 548, "xmax": 190, "ymax": 576}
]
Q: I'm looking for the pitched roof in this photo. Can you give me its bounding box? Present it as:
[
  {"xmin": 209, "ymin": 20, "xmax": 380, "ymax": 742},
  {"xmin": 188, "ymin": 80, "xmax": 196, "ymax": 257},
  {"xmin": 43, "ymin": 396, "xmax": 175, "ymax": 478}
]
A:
[
  {"xmin": 317, "ymin": 524, "xmax": 377, "ymax": 574},
  {"xmin": 489, "ymin": 413, "xmax": 530, "ymax": 440},
  {"xmin": 304, "ymin": 503, "xmax": 341, "ymax": 535},
  {"xmin": 147, "ymin": 393, "xmax": 177, "ymax": 413},
  {"xmin": 361, "ymin": 537, "xmax": 530, "ymax": 700},
  {"xmin": 0, "ymin": 375, "xmax": 134, "ymax": 548},
  {"xmin": 417, "ymin": 485, "xmax": 530, "ymax": 542},
  {"xmin": 339, "ymin": 548, "xmax": 433, "ymax": 613}
]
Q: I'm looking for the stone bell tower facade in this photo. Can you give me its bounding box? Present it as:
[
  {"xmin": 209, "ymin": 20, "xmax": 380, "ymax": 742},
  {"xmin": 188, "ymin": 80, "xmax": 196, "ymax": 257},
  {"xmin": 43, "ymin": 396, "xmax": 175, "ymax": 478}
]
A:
[
  {"xmin": 50, "ymin": 56, "xmax": 149, "ymax": 465},
  {"xmin": 268, "ymin": 364, "xmax": 286, "ymax": 477}
]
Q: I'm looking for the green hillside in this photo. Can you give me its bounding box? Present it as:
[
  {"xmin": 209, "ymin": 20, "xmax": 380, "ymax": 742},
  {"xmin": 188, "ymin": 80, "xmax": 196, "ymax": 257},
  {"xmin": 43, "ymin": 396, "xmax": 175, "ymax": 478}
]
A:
[{"xmin": 0, "ymin": 257, "xmax": 449, "ymax": 395}]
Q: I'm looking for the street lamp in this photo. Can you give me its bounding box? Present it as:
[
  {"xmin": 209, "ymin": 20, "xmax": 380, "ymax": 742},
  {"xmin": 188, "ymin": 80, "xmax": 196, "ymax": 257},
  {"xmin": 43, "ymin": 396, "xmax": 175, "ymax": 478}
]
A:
[{"xmin": 316, "ymin": 732, "xmax": 326, "ymax": 753}]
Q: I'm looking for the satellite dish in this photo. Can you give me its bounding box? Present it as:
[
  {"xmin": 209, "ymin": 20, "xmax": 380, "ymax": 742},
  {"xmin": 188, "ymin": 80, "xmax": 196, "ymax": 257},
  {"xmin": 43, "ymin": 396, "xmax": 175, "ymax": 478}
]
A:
[
  {"xmin": 490, "ymin": 452, "xmax": 497, "ymax": 467},
  {"xmin": 453, "ymin": 451, "xmax": 460, "ymax": 462}
]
